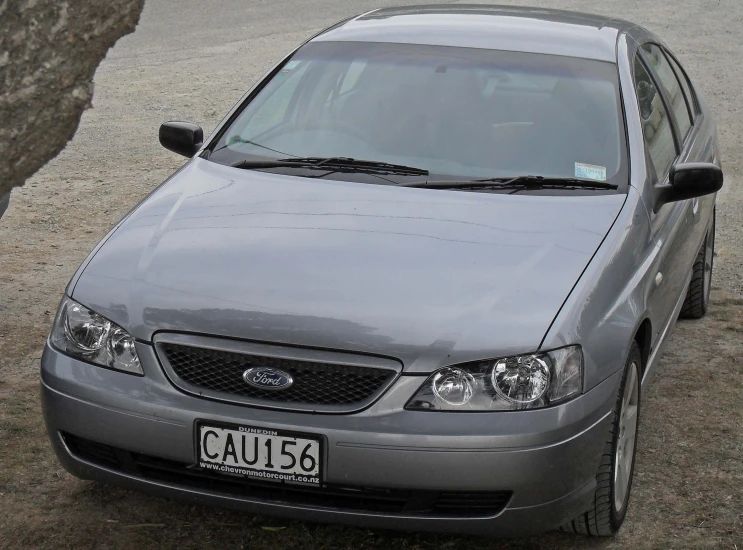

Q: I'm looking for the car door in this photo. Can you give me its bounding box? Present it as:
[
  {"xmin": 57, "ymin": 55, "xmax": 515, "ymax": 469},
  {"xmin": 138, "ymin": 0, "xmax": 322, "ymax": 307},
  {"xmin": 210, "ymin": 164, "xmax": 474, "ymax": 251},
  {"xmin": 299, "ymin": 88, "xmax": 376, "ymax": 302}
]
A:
[{"xmin": 632, "ymin": 46, "xmax": 695, "ymax": 345}]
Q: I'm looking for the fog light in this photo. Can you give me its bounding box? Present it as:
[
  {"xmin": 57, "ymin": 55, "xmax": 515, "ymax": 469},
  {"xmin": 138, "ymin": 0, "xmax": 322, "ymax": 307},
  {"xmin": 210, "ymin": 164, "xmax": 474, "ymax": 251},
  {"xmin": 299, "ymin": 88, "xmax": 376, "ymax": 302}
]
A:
[{"xmin": 432, "ymin": 368, "xmax": 475, "ymax": 406}]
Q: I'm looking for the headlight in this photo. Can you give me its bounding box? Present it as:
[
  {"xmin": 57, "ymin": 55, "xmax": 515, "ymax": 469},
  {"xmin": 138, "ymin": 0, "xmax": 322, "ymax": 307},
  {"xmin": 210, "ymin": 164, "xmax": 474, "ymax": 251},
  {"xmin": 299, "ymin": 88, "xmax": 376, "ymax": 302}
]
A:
[
  {"xmin": 405, "ymin": 346, "xmax": 582, "ymax": 411},
  {"xmin": 51, "ymin": 297, "xmax": 143, "ymax": 375},
  {"xmin": 431, "ymin": 368, "xmax": 476, "ymax": 406}
]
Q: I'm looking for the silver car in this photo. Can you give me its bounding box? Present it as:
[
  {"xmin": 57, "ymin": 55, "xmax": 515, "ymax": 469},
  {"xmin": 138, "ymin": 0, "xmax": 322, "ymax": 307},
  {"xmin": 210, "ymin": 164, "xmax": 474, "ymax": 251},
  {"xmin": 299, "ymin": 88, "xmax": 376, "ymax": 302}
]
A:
[{"xmin": 42, "ymin": 5, "xmax": 722, "ymax": 538}]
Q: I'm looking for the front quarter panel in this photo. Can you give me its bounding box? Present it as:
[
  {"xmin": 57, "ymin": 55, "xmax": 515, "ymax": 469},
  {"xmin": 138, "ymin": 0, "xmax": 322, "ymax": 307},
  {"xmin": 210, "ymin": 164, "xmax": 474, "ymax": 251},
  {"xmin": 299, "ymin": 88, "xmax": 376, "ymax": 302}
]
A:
[{"xmin": 540, "ymin": 186, "xmax": 653, "ymax": 390}]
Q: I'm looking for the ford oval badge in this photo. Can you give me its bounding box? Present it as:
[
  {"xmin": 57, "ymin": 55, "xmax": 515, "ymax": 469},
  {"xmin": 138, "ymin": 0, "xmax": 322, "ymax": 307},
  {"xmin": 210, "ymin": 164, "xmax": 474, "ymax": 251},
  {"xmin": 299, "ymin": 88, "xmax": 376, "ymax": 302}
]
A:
[{"xmin": 243, "ymin": 367, "xmax": 293, "ymax": 391}]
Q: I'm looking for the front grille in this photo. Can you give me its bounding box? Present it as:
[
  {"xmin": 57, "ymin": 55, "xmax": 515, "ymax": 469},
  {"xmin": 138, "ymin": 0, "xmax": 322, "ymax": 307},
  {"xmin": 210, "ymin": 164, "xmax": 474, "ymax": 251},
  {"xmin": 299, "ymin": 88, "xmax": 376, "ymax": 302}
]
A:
[
  {"xmin": 62, "ymin": 433, "xmax": 512, "ymax": 518},
  {"xmin": 158, "ymin": 342, "xmax": 398, "ymax": 411}
]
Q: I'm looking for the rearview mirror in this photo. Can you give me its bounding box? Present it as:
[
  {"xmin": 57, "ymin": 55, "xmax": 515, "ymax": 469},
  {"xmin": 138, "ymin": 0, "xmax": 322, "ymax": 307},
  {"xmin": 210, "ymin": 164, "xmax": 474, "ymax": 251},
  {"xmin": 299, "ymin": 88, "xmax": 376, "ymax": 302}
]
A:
[
  {"xmin": 654, "ymin": 162, "xmax": 723, "ymax": 212},
  {"xmin": 159, "ymin": 121, "xmax": 204, "ymax": 157}
]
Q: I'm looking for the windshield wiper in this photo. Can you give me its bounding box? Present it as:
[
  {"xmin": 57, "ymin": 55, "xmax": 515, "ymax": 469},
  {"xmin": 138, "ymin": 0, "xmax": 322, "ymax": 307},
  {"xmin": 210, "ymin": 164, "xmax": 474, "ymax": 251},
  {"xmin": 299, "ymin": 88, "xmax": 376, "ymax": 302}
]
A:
[
  {"xmin": 211, "ymin": 137, "xmax": 294, "ymax": 158},
  {"xmin": 231, "ymin": 157, "xmax": 429, "ymax": 176},
  {"xmin": 400, "ymin": 175, "xmax": 618, "ymax": 190}
]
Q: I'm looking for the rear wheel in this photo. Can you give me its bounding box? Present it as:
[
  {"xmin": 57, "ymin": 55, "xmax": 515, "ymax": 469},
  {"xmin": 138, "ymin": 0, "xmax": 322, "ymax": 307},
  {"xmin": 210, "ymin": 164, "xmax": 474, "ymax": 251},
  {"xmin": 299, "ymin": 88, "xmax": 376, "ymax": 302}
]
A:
[
  {"xmin": 561, "ymin": 342, "xmax": 641, "ymax": 537},
  {"xmin": 680, "ymin": 210, "xmax": 715, "ymax": 319}
]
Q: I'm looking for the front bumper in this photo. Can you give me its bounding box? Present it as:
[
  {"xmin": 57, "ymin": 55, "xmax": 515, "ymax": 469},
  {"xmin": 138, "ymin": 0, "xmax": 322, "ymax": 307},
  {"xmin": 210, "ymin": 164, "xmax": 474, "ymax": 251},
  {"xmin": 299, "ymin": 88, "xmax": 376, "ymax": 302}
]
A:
[{"xmin": 41, "ymin": 341, "xmax": 621, "ymax": 537}]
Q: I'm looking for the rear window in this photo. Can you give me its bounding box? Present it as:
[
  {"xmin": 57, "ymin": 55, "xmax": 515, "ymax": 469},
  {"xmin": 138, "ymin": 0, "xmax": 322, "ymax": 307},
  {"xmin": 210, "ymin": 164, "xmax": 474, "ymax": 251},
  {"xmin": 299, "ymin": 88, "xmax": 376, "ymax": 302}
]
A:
[{"xmin": 211, "ymin": 42, "xmax": 628, "ymax": 187}]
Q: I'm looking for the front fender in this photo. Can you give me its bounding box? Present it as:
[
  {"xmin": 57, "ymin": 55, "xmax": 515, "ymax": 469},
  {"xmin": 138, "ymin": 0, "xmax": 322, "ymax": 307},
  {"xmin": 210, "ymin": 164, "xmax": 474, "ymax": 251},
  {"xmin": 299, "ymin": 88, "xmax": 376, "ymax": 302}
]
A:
[{"xmin": 540, "ymin": 186, "xmax": 656, "ymax": 391}]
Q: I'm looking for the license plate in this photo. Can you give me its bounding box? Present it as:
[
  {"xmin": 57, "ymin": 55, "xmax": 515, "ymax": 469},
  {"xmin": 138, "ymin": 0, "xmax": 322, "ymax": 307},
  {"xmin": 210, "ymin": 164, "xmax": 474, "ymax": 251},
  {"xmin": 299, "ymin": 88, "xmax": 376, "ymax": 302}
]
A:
[{"xmin": 197, "ymin": 422, "xmax": 322, "ymax": 486}]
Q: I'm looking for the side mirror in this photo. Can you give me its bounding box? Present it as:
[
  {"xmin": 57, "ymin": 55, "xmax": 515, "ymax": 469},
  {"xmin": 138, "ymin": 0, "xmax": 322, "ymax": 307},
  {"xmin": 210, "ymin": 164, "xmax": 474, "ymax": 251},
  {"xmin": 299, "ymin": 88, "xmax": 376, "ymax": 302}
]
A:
[
  {"xmin": 654, "ymin": 162, "xmax": 723, "ymax": 212},
  {"xmin": 159, "ymin": 121, "xmax": 204, "ymax": 157}
]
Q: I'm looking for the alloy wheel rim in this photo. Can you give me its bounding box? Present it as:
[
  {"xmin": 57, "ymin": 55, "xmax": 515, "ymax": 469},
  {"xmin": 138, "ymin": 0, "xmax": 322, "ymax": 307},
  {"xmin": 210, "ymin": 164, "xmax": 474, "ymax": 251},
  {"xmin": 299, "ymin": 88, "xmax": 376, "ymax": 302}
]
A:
[{"xmin": 614, "ymin": 362, "xmax": 639, "ymax": 513}]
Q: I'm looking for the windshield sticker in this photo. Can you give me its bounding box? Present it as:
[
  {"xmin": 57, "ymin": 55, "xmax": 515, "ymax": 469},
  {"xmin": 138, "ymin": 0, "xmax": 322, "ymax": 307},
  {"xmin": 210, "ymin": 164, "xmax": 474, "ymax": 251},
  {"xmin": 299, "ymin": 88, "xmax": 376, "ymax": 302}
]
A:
[{"xmin": 575, "ymin": 162, "xmax": 607, "ymax": 181}]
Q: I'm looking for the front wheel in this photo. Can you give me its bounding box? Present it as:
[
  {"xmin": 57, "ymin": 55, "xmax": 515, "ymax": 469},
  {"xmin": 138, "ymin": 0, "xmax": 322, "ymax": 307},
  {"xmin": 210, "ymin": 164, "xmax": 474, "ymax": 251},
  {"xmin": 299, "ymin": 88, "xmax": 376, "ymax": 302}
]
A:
[{"xmin": 561, "ymin": 342, "xmax": 641, "ymax": 536}]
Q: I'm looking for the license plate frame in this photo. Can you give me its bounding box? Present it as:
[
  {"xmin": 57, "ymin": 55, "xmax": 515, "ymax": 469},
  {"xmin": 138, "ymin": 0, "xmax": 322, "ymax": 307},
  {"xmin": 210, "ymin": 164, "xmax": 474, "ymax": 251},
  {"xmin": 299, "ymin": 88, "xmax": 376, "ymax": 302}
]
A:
[{"xmin": 195, "ymin": 420, "xmax": 324, "ymax": 486}]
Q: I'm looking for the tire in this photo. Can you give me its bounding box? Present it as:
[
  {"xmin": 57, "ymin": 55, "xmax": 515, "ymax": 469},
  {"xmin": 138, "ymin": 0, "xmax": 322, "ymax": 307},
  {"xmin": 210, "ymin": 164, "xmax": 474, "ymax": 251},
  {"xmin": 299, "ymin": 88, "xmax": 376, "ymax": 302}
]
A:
[
  {"xmin": 680, "ymin": 209, "xmax": 716, "ymax": 319},
  {"xmin": 561, "ymin": 342, "xmax": 641, "ymax": 537}
]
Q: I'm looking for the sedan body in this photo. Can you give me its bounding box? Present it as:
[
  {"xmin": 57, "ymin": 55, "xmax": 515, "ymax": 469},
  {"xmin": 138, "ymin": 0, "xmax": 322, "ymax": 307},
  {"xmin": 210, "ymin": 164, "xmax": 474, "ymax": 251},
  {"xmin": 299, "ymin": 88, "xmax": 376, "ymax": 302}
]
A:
[{"xmin": 41, "ymin": 5, "xmax": 721, "ymax": 537}]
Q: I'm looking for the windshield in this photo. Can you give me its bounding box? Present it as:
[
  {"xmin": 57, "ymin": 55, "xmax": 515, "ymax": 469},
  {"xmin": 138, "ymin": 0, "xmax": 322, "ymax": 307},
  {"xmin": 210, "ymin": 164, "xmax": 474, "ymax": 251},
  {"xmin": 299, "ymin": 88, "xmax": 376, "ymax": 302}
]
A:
[{"xmin": 209, "ymin": 41, "xmax": 628, "ymax": 188}]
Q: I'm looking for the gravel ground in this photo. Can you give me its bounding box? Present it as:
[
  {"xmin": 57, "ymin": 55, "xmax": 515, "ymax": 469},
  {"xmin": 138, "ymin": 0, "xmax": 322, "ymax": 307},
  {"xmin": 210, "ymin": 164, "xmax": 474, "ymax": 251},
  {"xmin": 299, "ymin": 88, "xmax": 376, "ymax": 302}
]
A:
[{"xmin": 1, "ymin": 1, "xmax": 741, "ymax": 548}]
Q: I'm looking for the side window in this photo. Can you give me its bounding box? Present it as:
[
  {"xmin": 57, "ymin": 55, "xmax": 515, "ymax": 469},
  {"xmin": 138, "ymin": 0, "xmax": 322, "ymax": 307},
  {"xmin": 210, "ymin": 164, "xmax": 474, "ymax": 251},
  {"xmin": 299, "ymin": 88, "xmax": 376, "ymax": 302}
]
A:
[
  {"xmin": 666, "ymin": 52, "xmax": 696, "ymax": 119},
  {"xmin": 641, "ymin": 44, "xmax": 693, "ymax": 140},
  {"xmin": 634, "ymin": 55, "xmax": 677, "ymax": 180}
]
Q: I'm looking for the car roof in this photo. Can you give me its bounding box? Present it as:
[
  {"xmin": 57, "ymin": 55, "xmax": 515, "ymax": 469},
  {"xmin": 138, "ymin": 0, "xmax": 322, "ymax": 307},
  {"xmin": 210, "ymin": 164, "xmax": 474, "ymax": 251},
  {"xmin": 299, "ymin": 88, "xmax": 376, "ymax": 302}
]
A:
[{"xmin": 312, "ymin": 4, "xmax": 641, "ymax": 63}]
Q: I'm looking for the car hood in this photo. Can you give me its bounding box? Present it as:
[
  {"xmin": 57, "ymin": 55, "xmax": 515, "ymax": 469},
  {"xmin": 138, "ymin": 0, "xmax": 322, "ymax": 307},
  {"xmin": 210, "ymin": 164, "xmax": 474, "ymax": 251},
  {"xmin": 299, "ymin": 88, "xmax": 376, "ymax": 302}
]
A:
[{"xmin": 72, "ymin": 159, "xmax": 625, "ymax": 371}]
